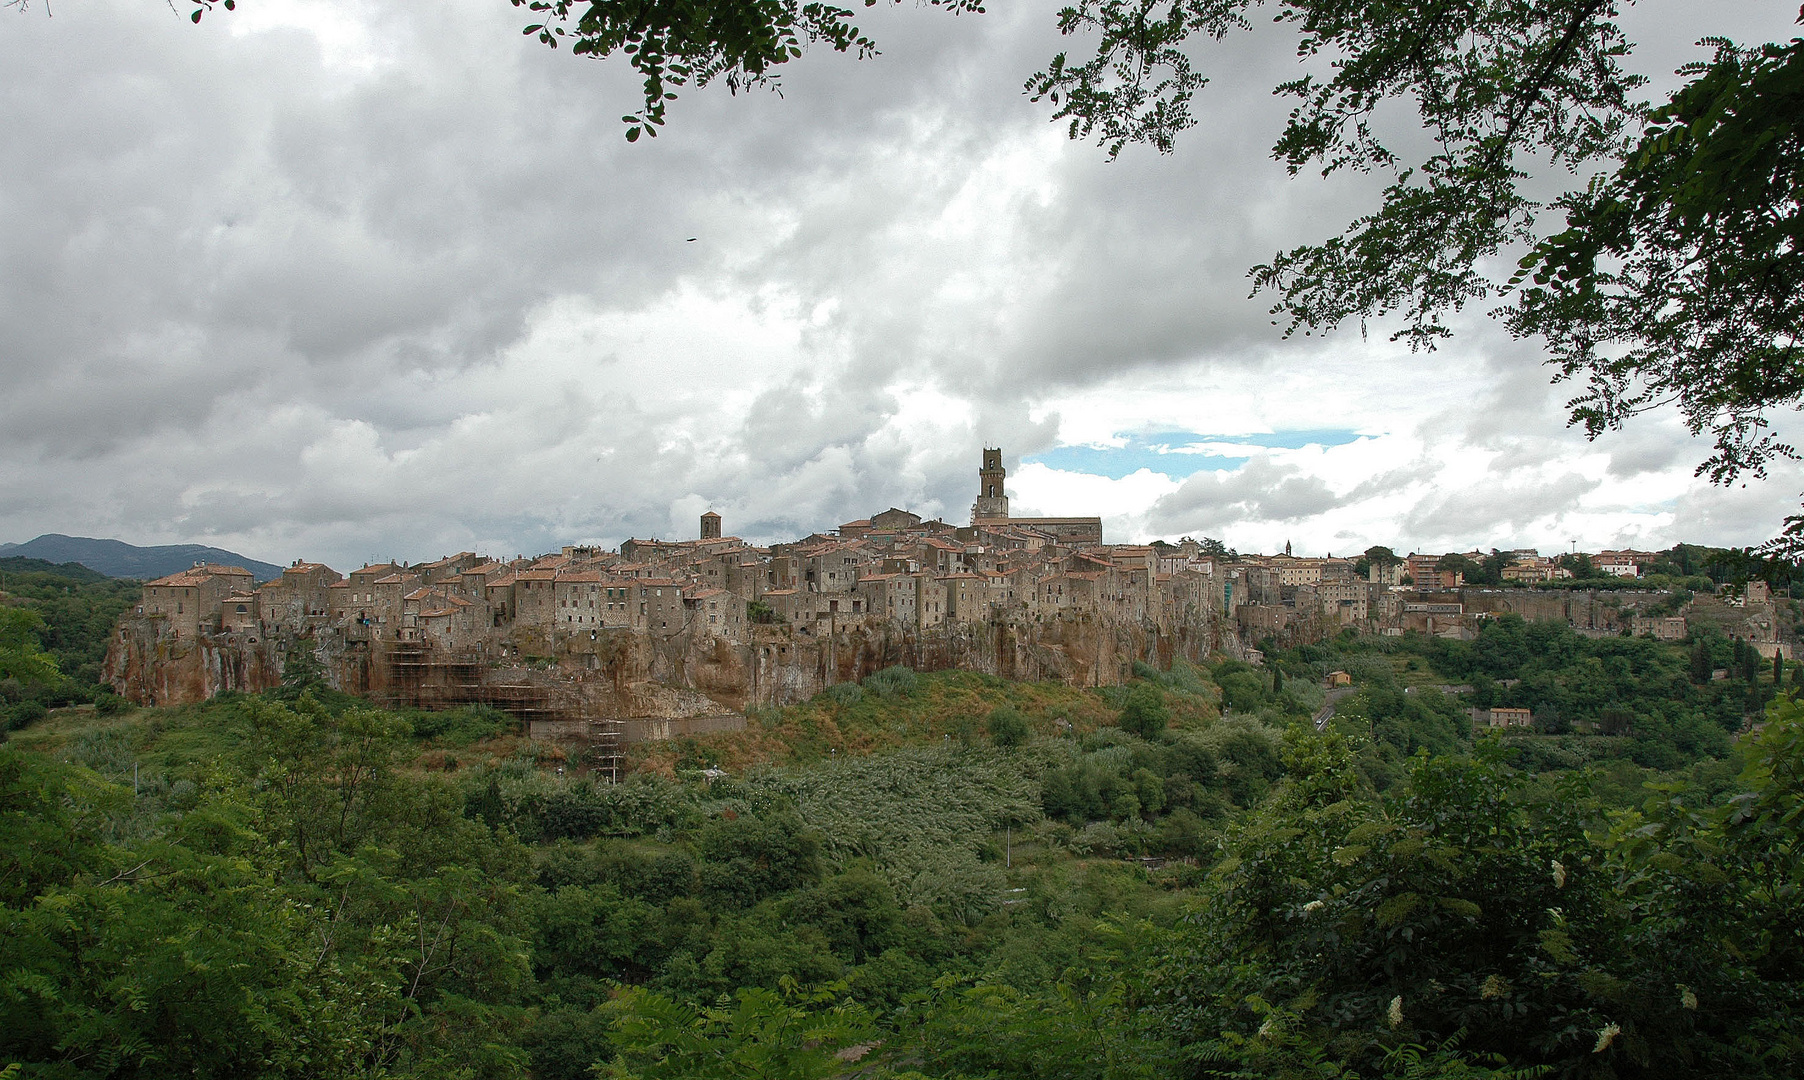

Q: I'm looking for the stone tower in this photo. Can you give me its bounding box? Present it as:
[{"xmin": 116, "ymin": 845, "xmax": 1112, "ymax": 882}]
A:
[
  {"xmin": 972, "ymin": 447, "xmax": 1009, "ymax": 523},
  {"xmin": 700, "ymin": 510, "xmax": 722, "ymax": 540}
]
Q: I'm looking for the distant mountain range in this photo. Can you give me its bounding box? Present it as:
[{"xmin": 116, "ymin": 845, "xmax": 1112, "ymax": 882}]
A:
[{"xmin": 0, "ymin": 534, "xmax": 284, "ymax": 582}]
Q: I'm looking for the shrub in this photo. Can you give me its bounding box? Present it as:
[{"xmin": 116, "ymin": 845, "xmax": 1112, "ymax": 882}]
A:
[
  {"xmin": 823, "ymin": 682, "xmax": 864, "ymax": 707},
  {"xmin": 4, "ymin": 699, "xmax": 48, "ymax": 732},
  {"xmin": 862, "ymin": 665, "xmax": 919, "ymax": 699},
  {"xmin": 1119, "ymin": 683, "xmax": 1169, "ymax": 739},
  {"xmin": 987, "ymin": 706, "xmax": 1030, "ymax": 748},
  {"xmin": 696, "ymin": 810, "xmax": 823, "ymax": 909},
  {"xmin": 1215, "ymin": 671, "xmax": 1268, "ymax": 713},
  {"xmin": 410, "ymin": 704, "xmax": 511, "ymax": 745}
]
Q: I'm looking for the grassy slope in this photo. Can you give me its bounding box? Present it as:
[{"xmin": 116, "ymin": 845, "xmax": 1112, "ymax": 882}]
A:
[{"xmin": 635, "ymin": 670, "xmax": 1221, "ymax": 774}]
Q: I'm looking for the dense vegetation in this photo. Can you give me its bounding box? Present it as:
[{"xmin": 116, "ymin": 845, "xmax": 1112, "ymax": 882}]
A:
[
  {"xmin": 1264, "ymin": 617, "xmax": 1780, "ymax": 781},
  {"xmin": 0, "ymin": 558, "xmax": 140, "ymax": 724},
  {"xmin": 2, "ymin": 617, "xmax": 1800, "ymax": 1078},
  {"xmin": 2, "ymin": 541, "xmax": 1789, "ymax": 1080}
]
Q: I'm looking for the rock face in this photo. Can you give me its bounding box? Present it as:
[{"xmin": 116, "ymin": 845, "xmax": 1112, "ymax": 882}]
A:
[
  {"xmin": 105, "ymin": 609, "xmax": 1232, "ymax": 721},
  {"xmin": 106, "ymin": 621, "xmax": 283, "ymax": 705}
]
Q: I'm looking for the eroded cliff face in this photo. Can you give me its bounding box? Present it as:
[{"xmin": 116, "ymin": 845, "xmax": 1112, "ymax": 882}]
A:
[
  {"xmin": 106, "ymin": 609, "xmax": 1232, "ymax": 719},
  {"xmin": 105, "ymin": 617, "xmax": 283, "ymax": 704}
]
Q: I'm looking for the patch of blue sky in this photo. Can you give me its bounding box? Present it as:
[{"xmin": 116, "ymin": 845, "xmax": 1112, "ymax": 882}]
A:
[{"xmin": 1027, "ymin": 429, "xmax": 1366, "ymax": 480}]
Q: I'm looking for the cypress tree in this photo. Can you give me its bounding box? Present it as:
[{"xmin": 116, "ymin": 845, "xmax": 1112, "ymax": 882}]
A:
[{"xmin": 1691, "ymin": 638, "xmax": 1714, "ymax": 685}]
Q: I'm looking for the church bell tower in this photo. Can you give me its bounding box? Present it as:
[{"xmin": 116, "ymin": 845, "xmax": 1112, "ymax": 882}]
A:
[{"xmin": 972, "ymin": 447, "xmax": 1009, "ymax": 524}]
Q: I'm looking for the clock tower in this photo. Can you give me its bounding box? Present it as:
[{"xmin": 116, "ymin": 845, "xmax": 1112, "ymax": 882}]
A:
[{"xmin": 972, "ymin": 448, "xmax": 1009, "ymax": 523}]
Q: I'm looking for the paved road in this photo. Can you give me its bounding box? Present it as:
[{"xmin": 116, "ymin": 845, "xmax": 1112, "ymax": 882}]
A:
[{"xmin": 1314, "ymin": 686, "xmax": 1357, "ymax": 731}]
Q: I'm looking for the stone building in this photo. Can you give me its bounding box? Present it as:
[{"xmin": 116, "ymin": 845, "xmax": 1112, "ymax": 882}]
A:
[
  {"xmin": 685, "ymin": 587, "xmax": 742, "ymax": 637},
  {"xmin": 256, "ymin": 561, "xmax": 342, "ymax": 634},
  {"xmin": 138, "ymin": 564, "xmax": 256, "ymax": 640},
  {"xmin": 966, "ymin": 447, "xmax": 1103, "ymax": 545}
]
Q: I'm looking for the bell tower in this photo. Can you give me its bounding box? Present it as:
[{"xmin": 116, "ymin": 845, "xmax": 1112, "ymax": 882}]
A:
[{"xmin": 972, "ymin": 447, "xmax": 1009, "ymax": 523}]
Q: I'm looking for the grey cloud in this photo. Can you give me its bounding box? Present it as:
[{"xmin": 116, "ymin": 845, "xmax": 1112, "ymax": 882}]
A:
[
  {"xmin": 1665, "ymin": 466, "xmax": 1804, "ymax": 549},
  {"xmin": 5, "ymin": 0, "xmax": 1799, "ymax": 569},
  {"xmin": 1400, "ymin": 471, "xmax": 1601, "ymax": 544},
  {"xmin": 1343, "ymin": 461, "xmax": 1439, "ymax": 502},
  {"xmin": 1149, "ymin": 457, "xmax": 1342, "ymax": 533},
  {"xmin": 1602, "ymin": 419, "xmax": 1698, "ymax": 479}
]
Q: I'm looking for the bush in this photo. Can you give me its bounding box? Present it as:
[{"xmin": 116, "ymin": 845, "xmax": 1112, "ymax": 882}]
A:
[
  {"xmin": 1119, "ymin": 683, "xmax": 1169, "ymax": 738},
  {"xmin": 822, "ymin": 682, "xmax": 864, "ymax": 707},
  {"xmin": 93, "ymin": 693, "xmax": 132, "ymax": 716},
  {"xmin": 4, "ymin": 699, "xmax": 48, "ymax": 732},
  {"xmin": 1215, "ymin": 670, "xmax": 1268, "ymax": 712},
  {"xmin": 410, "ymin": 704, "xmax": 511, "ymax": 745},
  {"xmin": 862, "ymin": 665, "xmax": 919, "ymax": 699},
  {"xmin": 987, "ymin": 706, "xmax": 1030, "ymax": 748},
  {"xmin": 696, "ymin": 810, "xmax": 823, "ymax": 909}
]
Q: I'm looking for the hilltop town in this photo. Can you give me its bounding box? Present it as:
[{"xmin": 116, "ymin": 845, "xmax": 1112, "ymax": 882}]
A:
[{"xmin": 105, "ymin": 449, "xmax": 1796, "ymax": 722}]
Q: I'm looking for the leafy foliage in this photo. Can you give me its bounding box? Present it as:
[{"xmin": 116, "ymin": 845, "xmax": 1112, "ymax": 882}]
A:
[
  {"xmin": 0, "ymin": 561, "xmax": 139, "ymax": 693},
  {"xmin": 0, "ymin": 696, "xmax": 538, "ymax": 1079},
  {"xmin": 989, "ymin": 704, "xmax": 1031, "ymax": 748},
  {"xmin": 5, "ymin": 659, "xmax": 1803, "ymax": 1078},
  {"xmin": 1510, "ymin": 37, "xmax": 1804, "ymax": 484},
  {"xmin": 602, "ymin": 982, "xmax": 875, "ymax": 1079},
  {"xmin": 0, "ymin": 607, "xmax": 60, "ymax": 688},
  {"xmin": 1120, "ymin": 682, "xmax": 1171, "ymax": 739},
  {"xmin": 508, "ymin": 0, "xmax": 985, "ymax": 141},
  {"xmin": 1146, "ymin": 716, "xmax": 1804, "ymax": 1077},
  {"xmin": 861, "ymin": 664, "xmax": 919, "ymax": 700}
]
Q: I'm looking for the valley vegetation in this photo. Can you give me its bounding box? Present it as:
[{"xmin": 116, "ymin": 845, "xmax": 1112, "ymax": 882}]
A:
[
  {"xmin": 0, "ymin": 557, "xmax": 140, "ymax": 731},
  {"xmin": 3, "ymin": 603, "xmax": 1802, "ymax": 1078}
]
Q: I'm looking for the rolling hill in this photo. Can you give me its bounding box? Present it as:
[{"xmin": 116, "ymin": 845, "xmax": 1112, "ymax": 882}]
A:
[{"xmin": 0, "ymin": 534, "xmax": 284, "ymax": 582}]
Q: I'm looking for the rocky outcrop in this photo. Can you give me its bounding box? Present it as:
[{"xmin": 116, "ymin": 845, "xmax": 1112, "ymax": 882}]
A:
[
  {"xmin": 105, "ymin": 617, "xmax": 282, "ymax": 703},
  {"xmin": 106, "ymin": 607, "xmax": 1232, "ymax": 719}
]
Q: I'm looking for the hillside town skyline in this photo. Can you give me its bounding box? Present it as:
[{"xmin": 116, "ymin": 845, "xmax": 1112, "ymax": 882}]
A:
[
  {"xmin": 96, "ymin": 441, "xmax": 1719, "ymax": 580},
  {"xmin": 109, "ymin": 447, "xmax": 1788, "ymax": 717}
]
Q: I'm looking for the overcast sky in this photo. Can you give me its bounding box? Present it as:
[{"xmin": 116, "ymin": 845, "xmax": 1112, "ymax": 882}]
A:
[{"xmin": 3, "ymin": 0, "xmax": 1801, "ymax": 569}]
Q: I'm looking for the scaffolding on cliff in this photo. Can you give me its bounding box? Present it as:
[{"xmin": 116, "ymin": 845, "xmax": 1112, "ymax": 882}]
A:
[{"xmin": 381, "ymin": 639, "xmax": 623, "ymax": 781}]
